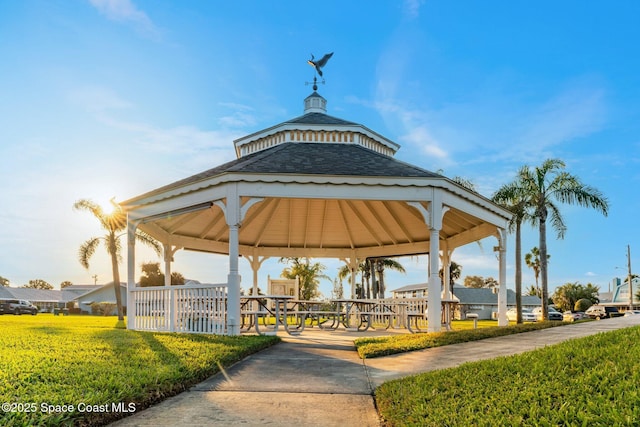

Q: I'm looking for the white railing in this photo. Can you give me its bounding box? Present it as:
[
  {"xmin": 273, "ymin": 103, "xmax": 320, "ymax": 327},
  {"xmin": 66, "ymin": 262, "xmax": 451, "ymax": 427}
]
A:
[
  {"xmin": 131, "ymin": 283, "xmax": 228, "ymax": 334},
  {"xmin": 371, "ymin": 298, "xmax": 428, "ymax": 328}
]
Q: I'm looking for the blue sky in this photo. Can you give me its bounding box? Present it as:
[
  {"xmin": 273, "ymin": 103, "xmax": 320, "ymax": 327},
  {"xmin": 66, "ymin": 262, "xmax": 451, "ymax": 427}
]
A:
[{"xmin": 1, "ymin": 1, "xmax": 639, "ymax": 297}]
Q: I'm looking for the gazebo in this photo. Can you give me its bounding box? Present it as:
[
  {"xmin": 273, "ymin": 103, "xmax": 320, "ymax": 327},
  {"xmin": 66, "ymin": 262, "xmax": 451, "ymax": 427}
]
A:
[{"xmin": 121, "ymin": 90, "xmax": 512, "ymax": 335}]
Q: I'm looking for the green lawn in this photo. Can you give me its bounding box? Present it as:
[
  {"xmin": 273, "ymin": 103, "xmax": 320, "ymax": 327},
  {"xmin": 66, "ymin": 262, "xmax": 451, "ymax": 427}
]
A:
[
  {"xmin": 0, "ymin": 314, "xmax": 278, "ymax": 426},
  {"xmin": 376, "ymin": 325, "xmax": 640, "ymax": 426}
]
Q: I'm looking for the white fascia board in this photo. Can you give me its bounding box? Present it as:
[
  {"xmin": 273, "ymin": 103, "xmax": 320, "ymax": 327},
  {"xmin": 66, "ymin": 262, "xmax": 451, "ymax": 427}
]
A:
[
  {"xmin": 126, "ymin": 187, "xmax": 227, "ymax": 221},
  {"xmin": 124, "ymin": 173, "xmax": 445, "ymax": 211},
  {"xmin": 235, "ymin": 179, "xmax": 437, "ymax": 202},
  {"xmin": 124, "ymin": 172, "xmax": 510, "ymax": 226}
]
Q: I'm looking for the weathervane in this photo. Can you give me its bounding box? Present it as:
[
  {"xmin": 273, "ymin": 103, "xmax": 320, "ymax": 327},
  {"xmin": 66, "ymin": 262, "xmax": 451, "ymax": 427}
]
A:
[{"xmin": 306, "ymin": 52, "xmax": 334, "ymax": 90}]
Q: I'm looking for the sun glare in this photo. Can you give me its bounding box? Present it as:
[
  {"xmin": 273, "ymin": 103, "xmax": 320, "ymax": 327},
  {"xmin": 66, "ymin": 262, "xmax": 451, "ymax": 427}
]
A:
[{"xmin": 93, "ymin": 195, "xmax": 119, "ymax": 216}]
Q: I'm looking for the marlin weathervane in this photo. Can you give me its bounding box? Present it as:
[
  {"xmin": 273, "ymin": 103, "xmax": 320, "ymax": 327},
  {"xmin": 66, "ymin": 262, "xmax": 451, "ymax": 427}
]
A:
[{"xmin": 308, "ymin": 52, "xmax": 333, "ymax": 77}]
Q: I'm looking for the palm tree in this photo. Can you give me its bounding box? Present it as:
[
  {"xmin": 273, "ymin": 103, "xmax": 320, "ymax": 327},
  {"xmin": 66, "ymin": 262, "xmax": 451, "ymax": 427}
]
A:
[
  {"xmin": 516, "ymin": 159, "xmax": 609, "ymax": 319},
  {"xmin": 338, "ymin": 258, "xmax": 406, "ymax": 299},
  {"xmin": 373, "ymin": 258, "xmax": 406, "ymax": 298},
  {"xmin": 74, "ymin": 198, "xmax": 162, "ymax": 321},
  {"xmin": 525, "ymin": 284, "xmax": 542, "ymax": 298},
  {"xmin": 524, "ymin": 246, "xmax": 548, "ymax": 297},
  {"xmin": 279, "ymin": 257, "xmax": 330, "ymax": 300},
  {"xmin": 338, "ymin": 261, "xmax": 371, "ymax": 298},
  {"xmin": 493, "ymin": 182, "xmax": 536, "ymax": 323}
]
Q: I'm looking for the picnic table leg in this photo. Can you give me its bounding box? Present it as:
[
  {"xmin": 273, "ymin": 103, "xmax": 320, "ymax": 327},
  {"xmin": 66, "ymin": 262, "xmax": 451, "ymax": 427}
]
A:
[
  {"xmin": 357, "ymin": 312, "xmax": 371, "ymax": 331},
  {"xmin": 318, "ymin": 312, "xmax": 339, "ymax": 330},
  {"xmin": 407, "ymin": 314, "xmax": 424, "ymax": 333},
  {"xmin": 284, "ymin": 312, "xmax": 306, "ymax": 335}
]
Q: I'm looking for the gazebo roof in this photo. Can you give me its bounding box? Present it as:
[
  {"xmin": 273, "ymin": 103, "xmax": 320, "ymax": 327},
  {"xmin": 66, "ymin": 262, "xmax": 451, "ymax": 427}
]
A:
[
  {"xmin": 122, "ymin": 91, "xmax": 512, "ymax": 260},
  {"xmin": 126, "ymin": 142, "xmax": 442, "ymax": 204}
]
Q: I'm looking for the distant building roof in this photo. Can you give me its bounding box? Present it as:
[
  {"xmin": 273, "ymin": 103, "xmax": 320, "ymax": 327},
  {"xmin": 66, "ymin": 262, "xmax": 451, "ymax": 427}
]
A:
[
  {"xmin": 0, "ymin": 287, "xmax": 62, "ymax": 302},
  {"xmin": 71, "ymin": 283, "xmax": 126, "ymax": 302},
  {"xmin": 62, "ymin": 285, "xmax": 103, "ymax": 301},
  {"xmin": 390, "ymin": 282, "xmax": 430, "ymax": 294}
]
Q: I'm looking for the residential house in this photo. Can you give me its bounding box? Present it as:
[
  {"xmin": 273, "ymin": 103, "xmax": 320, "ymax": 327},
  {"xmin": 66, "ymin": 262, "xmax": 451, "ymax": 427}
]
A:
[
  {"xmin": 0, "ymin": 287, "xmax": 63, "ymax": 312},
  {"xmin": 70, "ymin": 283, "xmax": 127, "ymax": 314},
  {"xmin": 0, "ymin": 283, "xmax": 127, "ymax": 314}
]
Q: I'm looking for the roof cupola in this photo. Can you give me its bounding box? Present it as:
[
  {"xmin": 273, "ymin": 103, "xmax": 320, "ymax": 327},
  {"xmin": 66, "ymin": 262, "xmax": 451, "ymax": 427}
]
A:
[{"xmin": 304, "ymin": 91, "xmax": 327, "ymax": 114}]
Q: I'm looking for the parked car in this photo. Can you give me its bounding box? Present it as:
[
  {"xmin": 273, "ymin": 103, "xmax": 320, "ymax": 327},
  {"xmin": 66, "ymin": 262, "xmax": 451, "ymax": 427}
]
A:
[
  {"xmin": 585, "ymin": 305, "xmax": 620, "ymax": 319},
  {"xmin": 0, "ymin": 299, "xmax": 17, "ymax": 314},
  {"xmin": 563, "ymin": 311, "xmax": 587, "ymax": 322},
  {"xmin": 624, "ymin": 310, "xmax": 640, "ymax": 317},
  {"xmin": 0, "ymin": 299, "xmax": 38, "ymax": 315},
  {"xmin": 532, "ymin": 306, "xmax": 563, "ymax": 321},
  {"xmin": 506, "ymin": 307, "xmax": 537, "ymax": 322}
]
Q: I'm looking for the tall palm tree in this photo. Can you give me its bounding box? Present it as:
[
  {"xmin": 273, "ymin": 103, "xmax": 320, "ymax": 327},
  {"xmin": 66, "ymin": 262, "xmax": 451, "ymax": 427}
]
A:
[
  {"xmin": 492, "ymin": 185, "xmax": 534, "ymax": 323},
  {"xmin": 74, "ymin": 198, "xmax": 162, "ymax": 321},
  {"xmin": 338, "ymin": 258, "xmax": 406, "ymax": 299},
  {"xmin": 337, "ymin": 261, "xmax": 367, "ymax": 298},
  {"xmin": 524, "ymin": 246, "xmax": 548, "ymax": 296},
  {"xmin": 373, "ymin": 258, "xmax": 406, "ymax": 298},
  {"xmin": 517, "ymin": 159, "xmax": 609, "ymax": 319}
]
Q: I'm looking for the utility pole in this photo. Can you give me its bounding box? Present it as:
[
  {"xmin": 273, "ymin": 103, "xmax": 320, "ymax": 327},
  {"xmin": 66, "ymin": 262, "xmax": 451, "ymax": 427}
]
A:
[{"xmin": 627, "ymin": 245, "xmax": 633, "ymax": 310}]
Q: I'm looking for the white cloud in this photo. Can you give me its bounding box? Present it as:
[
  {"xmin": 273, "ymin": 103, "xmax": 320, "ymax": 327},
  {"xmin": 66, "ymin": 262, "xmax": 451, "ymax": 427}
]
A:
[
  {"xmin": 70, "ymin": 85, "xmax": 240, "ymax": 154},
  {"xmin": 516, "ymin": 87, "xmax": 607, "ymax": 151},
  {"xmin": 372, "ymin": 76, "xmax": 608, "ymax": 173},
  {"xmin": 403, "ymin": 0, "xmax": 424, "ymax": 19},
  {"xmin": 69, "ymin": 85, "xmax": 132, "ymax": 114},
  {"xmin": 88, "ymin": 0, "xmax": 160, "ymax": 40},
  {"xmin": 399, "ymin": 126, "xmax": 449, "ymax": 161}
]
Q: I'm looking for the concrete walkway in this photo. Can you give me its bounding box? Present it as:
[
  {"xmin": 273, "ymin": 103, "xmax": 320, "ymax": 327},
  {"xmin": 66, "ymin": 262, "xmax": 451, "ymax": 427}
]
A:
[{"xmin": 111, "ymin": 315, "xmax": 640, "ymax": 427}]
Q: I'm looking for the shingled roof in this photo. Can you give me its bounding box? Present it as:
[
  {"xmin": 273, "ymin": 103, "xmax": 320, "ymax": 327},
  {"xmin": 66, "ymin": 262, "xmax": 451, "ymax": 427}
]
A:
[
  {"xmin": 127, "ymin": 142, "xmax": 444, "ymax": 202},
  {"xmin": 286, "ymin": 112, "xmax": 357, "ymax": 126}
]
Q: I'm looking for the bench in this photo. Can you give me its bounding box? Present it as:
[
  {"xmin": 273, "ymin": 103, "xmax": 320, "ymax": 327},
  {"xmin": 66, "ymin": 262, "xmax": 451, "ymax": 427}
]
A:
[
  {"xmin": 406, "ymin": 311, "xmax": 427, "ymax": 333},
  {"xmin": 357, "ymin": 311, "xmax": 395, "ymax": 331}
]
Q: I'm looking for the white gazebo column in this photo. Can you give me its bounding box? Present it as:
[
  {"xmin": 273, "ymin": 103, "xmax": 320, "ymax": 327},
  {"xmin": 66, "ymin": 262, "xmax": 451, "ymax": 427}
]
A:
[
  {"xmin": 246, "ymin": 254, "xmax": 268, "ymax": 295},
  {"xmin": 427, "ymin": 226, "xmax": 442, "ymax": 332},
  {"xmin": 215, "ymin": 191, "xmax": 264, "ymax": 336},
  {"xmin": 441, "ymin": 245, "xmax": 454, "ymax": 330},
  {"xmin": 163, "ymin": 244, "xmax": 180, "ymax": 286},
  {"xmin": 441, "ymin": 245, "xmax": 451, "ymax": 300},
  {"xmin": 126, "ymin": 218, "xmax": 138, "ymax": 331},
  {"xmin": 227, "ymin": 223, "xmax": 241, "ymax": 335},
  {"xmin": 350, "ymin": 257, "xmax": 359, "ymax": 299},
  {"xmin": 408, "ymin": 199, "xmax": 444, "ymax": 333},
  {"xmin": 163, "ymin": 243, "xmax": 179, "ymax": 332},
  {"xmin": 497, "ymin": 229, "xmax": 508, "ymax": 326}
]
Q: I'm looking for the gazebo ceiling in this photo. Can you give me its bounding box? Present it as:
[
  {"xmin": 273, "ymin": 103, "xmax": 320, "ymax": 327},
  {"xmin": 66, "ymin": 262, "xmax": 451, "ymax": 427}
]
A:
[{"xmin": 137, "ymin": 194, "xmax": 498, "ymax": 259}]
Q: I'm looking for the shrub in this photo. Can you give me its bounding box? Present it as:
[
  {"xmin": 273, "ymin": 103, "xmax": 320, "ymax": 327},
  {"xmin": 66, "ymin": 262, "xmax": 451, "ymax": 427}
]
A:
[
  {"xmin": 575, "ymin": 298, "xmax": 593, "ymax": 312},
  {"xmin": 90, "ymin": 302, "xmax": 116, "ymax": 316},
  {"xmin": 355, "ymin": 321, "xmax": 569, "ymax": 359}
]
